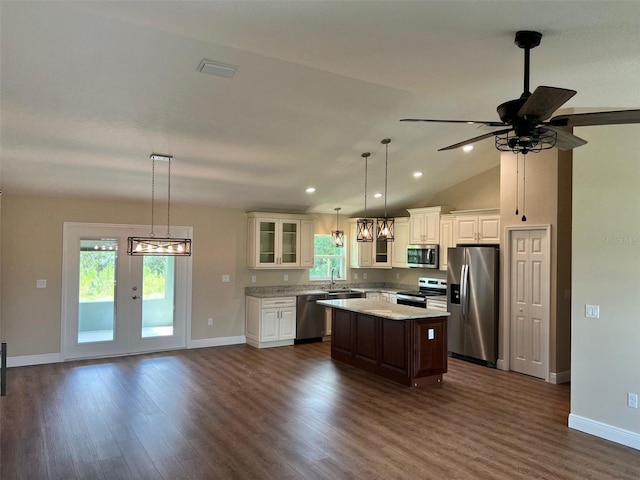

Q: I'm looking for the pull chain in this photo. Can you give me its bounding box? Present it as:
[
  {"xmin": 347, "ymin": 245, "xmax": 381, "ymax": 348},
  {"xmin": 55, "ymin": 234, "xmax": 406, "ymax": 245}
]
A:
[
  {"xmin": 515, "ymin": 153, "xmax": 519, "ymax": 215},
  {"xmin": 521, "ymin": 155, "xmax": 527, "ymax": 222}
]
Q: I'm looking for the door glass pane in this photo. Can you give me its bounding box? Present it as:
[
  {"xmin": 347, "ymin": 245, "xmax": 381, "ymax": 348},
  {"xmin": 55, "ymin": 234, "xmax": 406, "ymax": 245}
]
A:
[
  {"xmin": 141, "ymin": 256, "xmax": 175, "ymax": 338},
  {"xmin": 259, "ymin": 221, "xmax": 276, "ymax": 263},
  {"xmin": 78, "ymin": 239, "xmax": 117, "ymax": 343},
  {"xmin": 281, "ymin": 222, "xmax": 297, "ymax": 263}
]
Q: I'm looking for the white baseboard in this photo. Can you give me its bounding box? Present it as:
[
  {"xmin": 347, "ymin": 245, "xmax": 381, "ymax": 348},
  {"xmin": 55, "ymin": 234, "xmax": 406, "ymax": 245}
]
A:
[
  {"xmin": 188, "ymin": 335, "xmax": 246, "ymax": 349},
  {"xmin": 7, "ymin": 353, "xmax": 62, "ymax": 368},
  {"xmin": 568, "ymin": 413, "xmax": 640, "ymax": 451},
  {"xmin": 550, "ymin": 370, "xmax": 571, "ymax": 384},
  {"xmin": 7, "ymin": 336, "xmax": 246, "ymax": 367}
]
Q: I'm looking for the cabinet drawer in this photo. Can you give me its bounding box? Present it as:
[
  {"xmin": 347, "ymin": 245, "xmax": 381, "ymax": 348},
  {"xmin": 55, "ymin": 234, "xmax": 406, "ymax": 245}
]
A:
[{"xmin": 262, "ymin": 297, "xmax": 296, "ymax": 308}]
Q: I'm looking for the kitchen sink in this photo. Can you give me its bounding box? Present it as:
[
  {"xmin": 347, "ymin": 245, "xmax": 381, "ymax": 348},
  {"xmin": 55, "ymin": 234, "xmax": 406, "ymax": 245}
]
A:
[{"xmin": 324, "ymin": 288, "xmax": 360, "ymax": 294}]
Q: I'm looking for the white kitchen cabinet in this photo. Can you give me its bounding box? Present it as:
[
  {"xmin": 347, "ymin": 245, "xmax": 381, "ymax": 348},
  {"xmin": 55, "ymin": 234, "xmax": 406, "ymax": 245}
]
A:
[
  {"xmin": 245, "ymin": 296, "xmax": 296, "ymax": 348},
  {"xmin": 247, "ymin": 212, "xmax": 315, "ymax": 269},
  {"xmin": 300, "ymin": 219, "xmax": 315, "ymax": 268},
  {"xmin": 439, "ymin": 215, "xmax": 455, "ymax": 271},
  {"xmin": 391, "ymin": 217, "xmax": 409, "ymax": 268},
  {"xmin": 407, "ymin": 206, "xmax": 451, "ymax": 245},
  {"xmin": 453, "ymin": 209, "xmax": 500, "ymax": 245},
  {"xmin": 349, "ymin": 219, "xmax": 392, "ymax": 268},
  {"xmin": 366, "ymin": 291, "xmax": 381, "ymax": 301}
]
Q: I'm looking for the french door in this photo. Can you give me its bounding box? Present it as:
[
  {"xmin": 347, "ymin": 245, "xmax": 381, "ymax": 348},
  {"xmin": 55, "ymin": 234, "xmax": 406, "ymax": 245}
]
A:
[{"xmin": 62, "ymin": 223, "xmax": 192, "ymax": 360}]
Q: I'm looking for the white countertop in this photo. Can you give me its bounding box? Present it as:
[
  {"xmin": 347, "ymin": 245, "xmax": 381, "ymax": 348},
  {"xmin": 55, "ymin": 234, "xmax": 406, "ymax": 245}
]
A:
[{"xmin": 317, "ymin": 298, "xmax": 450, "ymax": 321}]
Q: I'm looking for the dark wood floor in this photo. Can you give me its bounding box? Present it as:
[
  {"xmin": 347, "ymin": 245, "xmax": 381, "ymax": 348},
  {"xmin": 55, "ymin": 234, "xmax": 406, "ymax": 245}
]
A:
[{"xmin": 1, "ymin": 342, "xmax": 639, "ymax": 479}]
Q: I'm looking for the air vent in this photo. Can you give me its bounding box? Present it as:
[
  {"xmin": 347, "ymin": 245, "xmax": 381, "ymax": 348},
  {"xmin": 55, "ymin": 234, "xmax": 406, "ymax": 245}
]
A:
[{"xmin": 196, "ymin": 59, "xmax": 237, "ymax": 78}]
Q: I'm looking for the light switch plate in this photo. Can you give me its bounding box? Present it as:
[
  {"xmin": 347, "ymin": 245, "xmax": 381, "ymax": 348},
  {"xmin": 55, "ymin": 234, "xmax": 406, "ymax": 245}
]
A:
[
  {"xmin": 222, "ymin": 275, "xmax": 230, "ymax": 283},
  {"xmin": 585, "ymin": 304, "xmax": 600, "ymax": 319},
  {"xmin": 36, "ymin": 279, "xmax": 47, "ymax": 288}
]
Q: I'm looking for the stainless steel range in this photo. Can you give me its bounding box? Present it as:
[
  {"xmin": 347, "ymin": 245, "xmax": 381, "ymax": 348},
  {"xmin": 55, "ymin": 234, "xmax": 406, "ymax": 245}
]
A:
[{"xmin": 396, "ymin": 277, "xmax": 447, "ymax": 309}]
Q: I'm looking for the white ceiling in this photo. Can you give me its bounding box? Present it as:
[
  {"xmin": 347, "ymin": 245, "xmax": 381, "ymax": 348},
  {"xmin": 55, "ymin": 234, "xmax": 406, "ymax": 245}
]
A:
[{"xmin": 2, "ymin": 1, "xmax": 639, "ymax": 215}]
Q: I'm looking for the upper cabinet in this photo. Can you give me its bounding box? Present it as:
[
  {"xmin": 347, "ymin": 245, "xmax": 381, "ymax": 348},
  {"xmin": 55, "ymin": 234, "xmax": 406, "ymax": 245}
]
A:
[
  {"xmin": 349, "ymin": 219, "xmax": 392, "ymax": 268},
  {"xmin": 452, "ymin": 209, "xmax": 500, "ymax": 245},
  {"xmin": 391, "ymin": 217, "xmax": 410, "ymax": 268},
  {"xmin": 247, "ymin": 212, "xmax": 315, "ymax": 269},
  {"xmin": 439, "ymin": 214, "xmax": 455, "ymax": 271},
  {"xmin": 407, "ymin": 206, "xmax": 451, "ymax": 244}
]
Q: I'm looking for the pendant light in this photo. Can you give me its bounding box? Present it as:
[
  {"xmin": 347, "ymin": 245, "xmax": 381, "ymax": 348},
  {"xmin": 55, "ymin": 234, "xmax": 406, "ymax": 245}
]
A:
[
  {"xmin": 376, "ymin": 138, "xmax": 394, "ymax": 241},
  {"xmin": 356, "ymin": 152, "xmax": 374, "ymax": 242},
  {"xmin": 331, "ymin": 207, "xmax": 344, "ymax": 247},
  {"xmin": 127, "ymin": 154, "xmax": 192, "ymax": 256}
]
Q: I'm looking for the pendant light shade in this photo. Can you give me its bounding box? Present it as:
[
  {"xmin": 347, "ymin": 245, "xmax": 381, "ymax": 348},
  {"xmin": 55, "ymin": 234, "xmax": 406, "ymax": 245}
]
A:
[
  {"xmin": 331, "ymin": 207, "xmax": 344, "ymax": 247},
  {"xmin": 377, "ymin": 138, "xmax": 394, "ymax": 242},
  {"xmin": 357, "ymin": 152, "xmax": 374, "ymax": 242},
  {"xmin": 127, "ymin": 154, "xmax": 192, "ymax": 256}
]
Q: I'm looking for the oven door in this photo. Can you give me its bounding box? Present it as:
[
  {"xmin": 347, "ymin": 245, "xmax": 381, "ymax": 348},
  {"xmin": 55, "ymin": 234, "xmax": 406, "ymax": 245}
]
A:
[{"xmin": 396, "ymin": 294, "xmax": 427, "ymax": 308}]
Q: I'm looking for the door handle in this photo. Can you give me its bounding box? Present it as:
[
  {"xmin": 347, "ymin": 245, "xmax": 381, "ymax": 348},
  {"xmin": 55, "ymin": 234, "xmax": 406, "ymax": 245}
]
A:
[{"xmin": 132, "ymin": 295, "xmax": 140, "ymax": 300}]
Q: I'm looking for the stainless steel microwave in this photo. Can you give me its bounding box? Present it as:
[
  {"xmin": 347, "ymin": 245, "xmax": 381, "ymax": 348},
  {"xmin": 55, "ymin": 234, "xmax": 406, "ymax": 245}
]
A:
[{"xmin": 407, "ymin": 245, "xmax": 439, "ymax": 269}]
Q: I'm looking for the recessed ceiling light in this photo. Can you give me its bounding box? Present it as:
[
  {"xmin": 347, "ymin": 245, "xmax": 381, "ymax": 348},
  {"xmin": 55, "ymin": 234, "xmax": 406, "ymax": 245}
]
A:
[
  {"xmin": 196, "ymin": 59, "xmax": 238, "ymax": 78},
  {"xmin": 305, "ymin": 187, "xmax": 316, "ymax": 194},
  {"xmin": 463, "ymin": 145, "xmax": 474, "ymax": 152},
  {"xmin": 413, "ymin": 171, "xmax": 423, "ymax": 178},
  {"xmin": 374, "ymin": 193, "xmax": 383, "ymax": 198}
]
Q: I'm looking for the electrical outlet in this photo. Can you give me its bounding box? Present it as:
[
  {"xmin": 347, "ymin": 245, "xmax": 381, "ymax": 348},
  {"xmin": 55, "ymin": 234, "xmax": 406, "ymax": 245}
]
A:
[
  {"xmin": 585, "ymin": 304, "xmax": 600, "ymax": 319},
  {"xmin": 628, "ymin": 393, "xmax": 638, "ymax": 409},
  {"xmin": 428, "ymin": 328, "xmax": 435, "ymax": 340},
  {"xmin": 284, "ymin": 274, "xmax": 288, "ymax": 281},
  {"xmin": 207, "ymin": 318, "xmax": 213, "ymax": 326},
  {"xmin": 354, "ymin": 273, "xmax": 358, "ymax": 280},
  {"xmin": 363, "ymin": 273, "xmax": 368, "ymax": 279},
  {"xmin": 251, "ymin": 275, "xmax": 257, "ymax": 283},
  {"xmin": 396, "ymin": 273, "xmax": 400, "ymax": 280}
]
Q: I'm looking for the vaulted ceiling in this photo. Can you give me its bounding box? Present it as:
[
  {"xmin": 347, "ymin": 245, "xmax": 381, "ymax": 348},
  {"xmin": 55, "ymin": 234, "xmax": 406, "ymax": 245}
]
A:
[{"xmin": 2, "ymin": 1, "xmax": 639, "ymax": 215}]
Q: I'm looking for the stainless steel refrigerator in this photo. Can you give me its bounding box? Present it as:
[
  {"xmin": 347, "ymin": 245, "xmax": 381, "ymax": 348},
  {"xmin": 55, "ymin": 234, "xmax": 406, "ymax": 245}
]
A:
[{"xmin": 447, "ymin": 246, "xmax": 499, "ymax": 367}]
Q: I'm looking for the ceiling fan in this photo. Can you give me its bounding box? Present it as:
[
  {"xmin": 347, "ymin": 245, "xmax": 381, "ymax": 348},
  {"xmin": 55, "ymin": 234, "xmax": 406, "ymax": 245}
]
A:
[{"xmin": 401, "ymin": 30, "xmax": 640, "ymax": 155}]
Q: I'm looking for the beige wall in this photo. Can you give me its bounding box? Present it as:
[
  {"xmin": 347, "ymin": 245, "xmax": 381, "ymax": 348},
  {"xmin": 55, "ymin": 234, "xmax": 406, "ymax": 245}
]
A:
[
  {"xmin": 571, "ymin": 123, "xmax": 640, "ymax": 436},
  {"xmin": 499, "ymin": 149, "xmax": 572, "ymax": 376},
  {"xmin": 425, "ymin": 165, "xmax": 500, "ymax": 211}
]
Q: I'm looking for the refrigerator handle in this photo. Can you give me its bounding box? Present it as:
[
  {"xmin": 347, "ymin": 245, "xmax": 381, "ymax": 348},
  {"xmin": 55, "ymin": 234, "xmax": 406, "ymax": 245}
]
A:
[{"xmin": 461, "ymin": 264, "xmax": 469, "ymax": 318}]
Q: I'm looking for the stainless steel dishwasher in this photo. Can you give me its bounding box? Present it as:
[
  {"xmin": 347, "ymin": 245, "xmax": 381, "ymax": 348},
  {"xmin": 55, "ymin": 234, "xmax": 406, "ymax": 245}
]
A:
[{"xmin": 296, "ymin": 291, "xmax": 364, "ymax": 342}]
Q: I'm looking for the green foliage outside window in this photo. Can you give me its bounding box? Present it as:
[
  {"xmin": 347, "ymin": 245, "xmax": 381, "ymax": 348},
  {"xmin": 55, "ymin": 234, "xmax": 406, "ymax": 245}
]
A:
[
  {"xmin": 309, "ymin": 235, "xmax": 346, "ymax": 281},
  {"xmin": 79, "ymin": 252, "xmax": 169, "ymax": 302}
]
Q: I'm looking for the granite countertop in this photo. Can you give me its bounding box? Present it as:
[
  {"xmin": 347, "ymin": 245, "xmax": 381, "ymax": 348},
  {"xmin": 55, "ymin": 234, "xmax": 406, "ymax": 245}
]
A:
[
  {"xmin": 317, "ymin": 298, "xmax": 450, "ymax": 320},
  {"xmin": 245, "ymin": 286, "xmax": 408, "ymax": 299}
]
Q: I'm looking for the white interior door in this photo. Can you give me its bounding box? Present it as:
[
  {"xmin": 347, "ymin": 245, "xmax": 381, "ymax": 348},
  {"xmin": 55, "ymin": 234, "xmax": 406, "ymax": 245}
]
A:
[
  {"xmin": 62, "ymin": 223, "xmax": 191, "ymax": 360},
  {"xmin": 509, "ymin": 229, "xmax": 550, "ymax": 379}
]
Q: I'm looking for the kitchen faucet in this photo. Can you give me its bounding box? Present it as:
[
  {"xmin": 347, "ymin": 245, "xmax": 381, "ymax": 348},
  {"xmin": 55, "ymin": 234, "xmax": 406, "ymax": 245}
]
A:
[{"xmin": 330, "ymin": 267, "xmax": 339, "ymax": 288}]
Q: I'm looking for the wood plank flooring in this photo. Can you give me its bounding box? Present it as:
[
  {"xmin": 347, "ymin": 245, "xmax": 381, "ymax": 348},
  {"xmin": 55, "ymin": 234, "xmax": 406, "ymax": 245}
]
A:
[{"xmin": 1, "ymin": 342, "xmax": 638, "ymax": 479}]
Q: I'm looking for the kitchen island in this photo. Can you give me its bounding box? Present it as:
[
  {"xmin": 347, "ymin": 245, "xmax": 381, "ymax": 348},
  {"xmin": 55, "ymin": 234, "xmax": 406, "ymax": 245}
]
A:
[{"xmin": 318, "ymin": 298, "xmax": 450, "ymax": 387}]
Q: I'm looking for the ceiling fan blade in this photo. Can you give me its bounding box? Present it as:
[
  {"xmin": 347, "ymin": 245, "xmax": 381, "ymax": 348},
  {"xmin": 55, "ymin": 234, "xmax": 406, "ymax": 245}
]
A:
[
  {"xmin": 518, "ymin": 86, "xmax": 577, "ymax": 121},
  {"xmin": 549, "ymin": 109, "xmax": 640, "ymax": 127},
  {"xmin": 401, "ymin": 118, "xmax": 508, "ymax": 127},
  {"xmin": 541, "ymin": 127, "xmax": 588, "ymax": 150},
  {"xmin": 438, "ymin": 128, "xmax": 513, "ymax": 151}
]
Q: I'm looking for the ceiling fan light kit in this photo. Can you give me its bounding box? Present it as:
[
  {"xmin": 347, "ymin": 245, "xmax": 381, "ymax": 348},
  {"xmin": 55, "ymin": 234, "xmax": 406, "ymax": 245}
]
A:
[{"xmin": 401, "ymin": 30, "xmax": 640, "ymax": 155}]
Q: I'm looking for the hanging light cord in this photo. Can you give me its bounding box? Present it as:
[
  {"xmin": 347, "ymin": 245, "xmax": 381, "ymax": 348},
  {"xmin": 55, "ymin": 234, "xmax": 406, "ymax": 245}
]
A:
[
  {"xmin": 363, "ymin": 153, "xmax": 369, "ymax": 218},
  {"xmin": 150, "ymin": 157, "xmax": 156, "ymax": 237},
  {"xmin": 521, "ymin": 155, "xmax": 527, "ymax": 222},
  {"xmin": 383, "ymin": 139, "xmax": 390, "ymax": 218},
  {"xmin": 167, "ymin": 156, "xmax": 172, "ymax": 237}
]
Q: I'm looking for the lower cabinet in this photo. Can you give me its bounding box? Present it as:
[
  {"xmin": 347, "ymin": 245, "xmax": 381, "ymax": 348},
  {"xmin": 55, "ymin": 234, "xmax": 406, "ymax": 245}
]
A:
[
  {"xmin": 330, "ymin": 309, "xmax": 448, "ymax": 387},
  {"xmin": 246, "ymin": 296, "xmax": 296, "ymax": 348}
]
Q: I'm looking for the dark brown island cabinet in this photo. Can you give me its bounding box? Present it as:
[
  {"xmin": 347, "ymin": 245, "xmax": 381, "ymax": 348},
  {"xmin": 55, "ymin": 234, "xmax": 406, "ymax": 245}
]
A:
[{"xmin": 318, "ymin": 299, "xmax": 449, "ymax": 387}]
